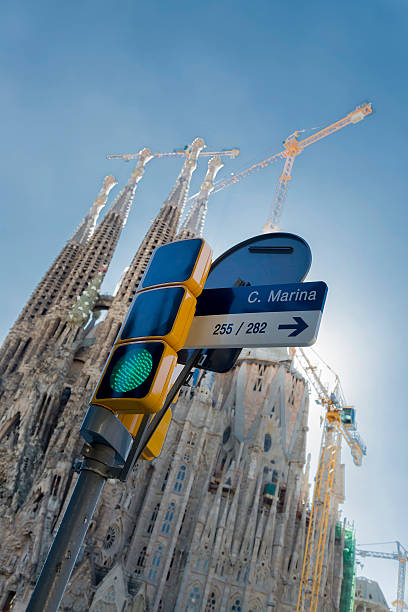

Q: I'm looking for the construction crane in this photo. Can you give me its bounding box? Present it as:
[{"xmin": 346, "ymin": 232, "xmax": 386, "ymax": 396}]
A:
[
  {"xmin": 295, "ymin": 348, "xmax": 367, "ymax": 612},
  {"xmin": 106, "ymin": 147, "xmax": 240, "ymax": 160},
  {"xmin": 187, "ymin": 101, "xmax": 373, "ymax": 232},
  {"xmin": 356, "ymin": 542, "xmax": 408, "ymax": 611}
]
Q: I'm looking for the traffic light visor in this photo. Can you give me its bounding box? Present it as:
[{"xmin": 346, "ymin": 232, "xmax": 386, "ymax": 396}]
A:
[
  {"xmin": 138, "ymin": 238, "xmax": 212, "ymax": 297},
  {"xmin": 118, "ymin": 286, "xmax": 196, "ymax": 351}
]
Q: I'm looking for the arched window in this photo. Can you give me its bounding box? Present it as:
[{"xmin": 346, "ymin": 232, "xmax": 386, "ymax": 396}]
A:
[
  {"xmin": 147, "ymin": 503, "xmax": 160, "ymax": 534},
  {"xmin": 255, "ymin": 565, "xmax": 264, "ymax": 585},
  {"xmin": 18, "ymin": 338, "xmax": 32, "ymax": 362},
  {"xmin": 222, "ymin": 426, "xmax": 231, "ymax": 445},
  {"xmin": 174, "ymin": 466, "xmax": 187, "ymax": 493},
  {"xmin": 231, "ymin": 597, "xmax": 242, "ymax": 611},
  {"xmin": 187, "ymin": 432, "xmax": 197, "ymax": 447},
  {"xmin": 32, "ymin": 395, "xmax": 51, "ymax": 436},
  {"xmin": 135, "ymin": 546, "xmax": 146, "ymax": 575},
  {"xmin": 185, "ymin": 584, "xmax": 201, "ymax": 611},
  {"xmin": 161, "ymin": 501, "xmax": 176, "ymax": 534},
  {"xmin": 51, "ymin": 474, "xmax": 61, "ymax": 497},
  {"xmin": 253, "ymin": 363, "xmax": 267, "ymax": 391},
  {"xmin": 41, "ymin": 387, "xmax": 72, "ymax": 453},
  {"xmin": 161, "ymin": 465, "xmax": 171, "ymax": 492},
  {"xmin": 205, "ymin": 589, "xmax": 218, "ymax": 611},
  {"xmin": 57, "ymin": 323, "xmax": 67, "ymax": 340},
  {"xmin": 60, "ymin": 387, "xmax": 71, "ymax": 406},
  {"xmin": 152, "ymin": 545, "xmax": 163, "ymax": 567},
  {"xmin": 148, "ymin": 545, "xmax": 163, "ymax": 580},
  {"xmin": 215, "ymin": 554, "xmax": 225, "ymax": 576}
]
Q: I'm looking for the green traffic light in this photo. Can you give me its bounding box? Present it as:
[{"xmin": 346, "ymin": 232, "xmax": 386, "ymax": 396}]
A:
[{"xmin": 110, "ymin": 348, "xmax": 153, "ymax": 393}]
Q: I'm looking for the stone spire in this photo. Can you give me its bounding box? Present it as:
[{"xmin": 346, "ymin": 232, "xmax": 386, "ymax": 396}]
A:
[
  {"xmin": 58, "ymin": 150, "xmax": 153, "ymax": 307},
  {"xmin": 162, "ymin": 138, "xmax": 206, "ymax": 215},
  {"xmin": 10, "ymin": 175, "xmax": 118, "ymax": 327},
  {"xmin": 0, "ymin": 155, "xmax": 153, "ymax": 376},
  {"xmin": 109, "ymin": 148, "xmax": 154, "ymax": 223},
  {"xmin": 70, "ymin": 175, "xmax": 117, "ymax": 245},
  {"xmin": 113, "ymin": 137, "xmax": 205, "ymax": 307},
  {"xmin": 176, "ymin": 155, "xmax": 223, "ymax": 240}
]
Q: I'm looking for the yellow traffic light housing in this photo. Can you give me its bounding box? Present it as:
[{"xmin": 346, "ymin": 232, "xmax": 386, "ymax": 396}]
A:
[
  {"xmin": 90, "ymin": 238, "xmax": 212, "ymax": 419},
  {"xmin": 141, "ymin": 408, "xmax": 172, "ymax": 460},
  {"xmin": 119, "ymin": 408, "xmax": 172, "ymax": 460}
]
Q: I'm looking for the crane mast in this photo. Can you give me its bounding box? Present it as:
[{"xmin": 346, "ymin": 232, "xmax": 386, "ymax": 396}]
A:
[
  {"xmin": 295, "ymin": 349, "xmax": 366, "ymax": 612},
  {"xmin": 263, "ymin": 102, "xmax": 373, "ymax": 231}
]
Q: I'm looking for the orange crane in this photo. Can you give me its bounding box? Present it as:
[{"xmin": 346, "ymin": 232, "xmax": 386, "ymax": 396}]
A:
[
  {"xmin": 186, "ymin": 102, "xmax": 373, "ymax": 231},
  {"xmin": 106, "ymin": 147, "xmax": 240, "ymax": 160},
  {"xmin": 295, "ymin": 348, "xmax": 366, "ymax": 612}
]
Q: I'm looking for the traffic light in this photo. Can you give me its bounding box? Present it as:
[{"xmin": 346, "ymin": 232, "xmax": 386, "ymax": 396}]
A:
[{"xmin": 90, "ymin": 238, "xmax": 212, "ymax": 418}]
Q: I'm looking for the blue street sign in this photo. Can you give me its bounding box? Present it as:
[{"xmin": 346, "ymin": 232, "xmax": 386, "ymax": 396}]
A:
[
  {"xmin": 178, "ymin": 232, "xmax": 314, "ymax": 371},
  {"xmin": 205, "ymin": 232, "xmax": 312, "ymax": 289},
  {"xmin": 184, "ymin": 281, "xmax": 327, "ymax": 349}
]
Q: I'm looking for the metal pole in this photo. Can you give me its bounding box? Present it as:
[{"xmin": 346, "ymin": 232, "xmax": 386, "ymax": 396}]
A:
[
  {"xmin": 25, "ymin": 351, "xmax": 202, "ymax": 610},
  {"xmin": 26, "ymin": 445, "xmax": 114, "ymax": 612},
  {"xmin": 119, "ymin": 349, "xmax": 201, "ymax": 480}
]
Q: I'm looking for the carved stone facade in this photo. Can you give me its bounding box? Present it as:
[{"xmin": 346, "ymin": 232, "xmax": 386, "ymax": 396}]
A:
[
  {"xmin": 0, "ymin": 146, "xmax": 346, "ymax": 611},
  {"xmin": 354, "ymin": 577, "xmax": 389, "ymax": 611}
]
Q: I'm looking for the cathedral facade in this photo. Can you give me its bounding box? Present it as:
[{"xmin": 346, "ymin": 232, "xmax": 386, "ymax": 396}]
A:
[{"xmin": 0, "ymin": 141, "xmax": 346, "ymax": 611}]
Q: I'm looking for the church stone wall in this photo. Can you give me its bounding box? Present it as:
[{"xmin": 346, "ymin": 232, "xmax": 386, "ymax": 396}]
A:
[{"xmin": 0, "ymin": 152, "xmax": 346, "ymax": 611}]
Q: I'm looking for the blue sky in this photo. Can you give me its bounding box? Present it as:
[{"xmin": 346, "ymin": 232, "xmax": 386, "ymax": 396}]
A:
[{"xmin": 2, "ymin": 0, "xmax": 408, "ymax": 603}]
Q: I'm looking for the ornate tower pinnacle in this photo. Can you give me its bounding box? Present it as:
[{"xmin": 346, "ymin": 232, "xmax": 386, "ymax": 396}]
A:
[
  {"xmin": 110, "ymin": 148, "xmax": 154, "ymax": 223},
  {"xmin": 113, "ymin": 137, "xmax": 205, "ymax": 306},
  {"xmin": 177, "ymin": 156, "xmax": 224, "ymax": 240},
  {"xmin": 58, "ymin": 150, "xmax": 154, "ymax": 306},
  {"xmin": 162, "ymin": 137, "xmax": 205, "ymax": 214},
  {"xmin": 70, "ymin": 175, "xmax": 118, "ymax": 245}
]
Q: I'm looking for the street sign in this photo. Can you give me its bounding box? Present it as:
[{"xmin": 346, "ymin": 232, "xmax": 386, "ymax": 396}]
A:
[
  {"xmin": 205, "ymin": 232, "xmax": 312, "ymax": 289},
  {"xmin": 184, "ymin": 281, "xmax": 327, "ymax": 349},
  {"xmin": 178, "ymin": 232, "xmax": 313, "ymax": 371}
]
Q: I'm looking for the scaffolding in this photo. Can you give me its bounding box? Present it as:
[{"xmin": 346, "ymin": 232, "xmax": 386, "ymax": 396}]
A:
[{"xmin": 339, "ymin": 523, "xmax": 356, "ymax": 612}]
